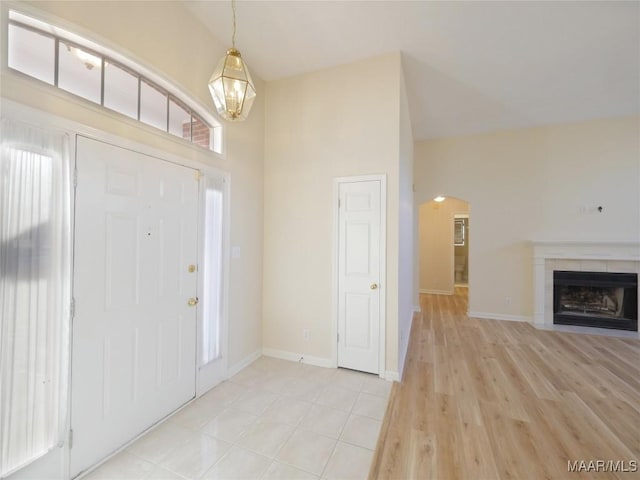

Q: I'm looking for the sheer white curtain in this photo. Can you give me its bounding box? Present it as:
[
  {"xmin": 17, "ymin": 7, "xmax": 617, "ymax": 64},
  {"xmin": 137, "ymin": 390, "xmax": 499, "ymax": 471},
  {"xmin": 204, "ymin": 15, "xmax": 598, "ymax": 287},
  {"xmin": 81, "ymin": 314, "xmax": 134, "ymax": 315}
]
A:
[
  {"xmin": 0, "ymin": 119, "xmax": 72, "ymax": 476},
  {"xmin": 201, "ymin": 178, "xmax": 224, "ymax": 366}
]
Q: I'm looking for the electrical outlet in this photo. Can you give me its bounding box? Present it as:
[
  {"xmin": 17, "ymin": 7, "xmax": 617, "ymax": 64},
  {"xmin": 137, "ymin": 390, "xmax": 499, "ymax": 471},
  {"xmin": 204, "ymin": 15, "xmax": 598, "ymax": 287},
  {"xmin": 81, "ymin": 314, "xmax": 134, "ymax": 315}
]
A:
[
  {"xmin": 303, "ymin": 328, "xmax": 310, "ymax": 341},
  {"xmin": 505, "ymin": 296, "xmax": 512, "ymax": 305}
]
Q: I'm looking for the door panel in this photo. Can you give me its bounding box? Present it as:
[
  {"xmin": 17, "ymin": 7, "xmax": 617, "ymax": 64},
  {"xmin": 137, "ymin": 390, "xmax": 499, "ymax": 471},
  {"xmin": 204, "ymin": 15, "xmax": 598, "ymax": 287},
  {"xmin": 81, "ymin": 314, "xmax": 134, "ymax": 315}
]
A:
[
  {"xmin": 345, "ymin": 223, "xmax": 370, "ymax": 274},
  {"xmin": 71, "ymin": 137, "xmax": 198, "ymax": 477},
  {"xmin": 345, "ymin": 293, "xmax": 371, "ymax": 349},
  {"xmin": 105, "ymin": 213, "xmax": 140, "ymax": 308},
  {"xmin": 337, "ymin": 180, "xmax": 381, "ymax": 374}
]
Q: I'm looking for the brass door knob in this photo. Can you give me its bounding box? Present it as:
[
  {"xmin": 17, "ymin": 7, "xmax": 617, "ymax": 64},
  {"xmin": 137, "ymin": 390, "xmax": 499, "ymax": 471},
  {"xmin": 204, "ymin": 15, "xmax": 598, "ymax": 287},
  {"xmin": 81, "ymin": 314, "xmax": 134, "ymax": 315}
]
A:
[
  {"xmin": 370, "ymin": 283, "xmax": 378, "ymax": 290},
  {"xmin": 187, "ymin": 297, "xmax": 199, "ymax": 306}
]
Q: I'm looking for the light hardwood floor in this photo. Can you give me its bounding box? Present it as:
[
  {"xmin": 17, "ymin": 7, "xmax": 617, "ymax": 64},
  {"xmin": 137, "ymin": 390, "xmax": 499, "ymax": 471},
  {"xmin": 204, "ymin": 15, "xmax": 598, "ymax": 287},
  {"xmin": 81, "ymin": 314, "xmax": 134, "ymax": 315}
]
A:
[{"xmin": 370, "ymin": 288, "xmax": 640, "ymax": 479}]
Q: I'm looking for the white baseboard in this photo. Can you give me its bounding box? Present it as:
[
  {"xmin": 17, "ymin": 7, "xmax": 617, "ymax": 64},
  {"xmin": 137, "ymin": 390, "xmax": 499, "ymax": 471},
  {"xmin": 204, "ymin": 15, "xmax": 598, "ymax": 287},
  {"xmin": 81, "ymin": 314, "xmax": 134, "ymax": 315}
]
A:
[
  {"xmin": 468, "ymin": 311, "xmax": 531, "ymax": 323},
  {"xmin": 262, "ymin": 348, "xmax": 336, "ymax": 369},
  {"xmin": 226, "ymin": 349, "xmax": 262, "ymax": 378},
  {"xmin": 534, "ymin": 323, "xmax": 640, "ymax": 339},
  {"xmin": 419, "ymin": 288, "xmax": 454, "ymax": 295},
  {"xmin": 384, "ymin": 370, "xmax": 400, "ymax": 382}
]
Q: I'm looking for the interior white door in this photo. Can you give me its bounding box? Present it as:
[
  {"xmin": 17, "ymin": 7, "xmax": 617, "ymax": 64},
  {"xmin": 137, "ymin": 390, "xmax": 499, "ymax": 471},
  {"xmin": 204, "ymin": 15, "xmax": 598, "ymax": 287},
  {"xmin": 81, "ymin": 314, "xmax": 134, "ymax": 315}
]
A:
[
  {"xmin": 337, "ymin": 180, "xmax": 382, "ymax": 374},
  {"xmin": 71, "ymin": 137, "xmax": 199, "ymax": 477}
]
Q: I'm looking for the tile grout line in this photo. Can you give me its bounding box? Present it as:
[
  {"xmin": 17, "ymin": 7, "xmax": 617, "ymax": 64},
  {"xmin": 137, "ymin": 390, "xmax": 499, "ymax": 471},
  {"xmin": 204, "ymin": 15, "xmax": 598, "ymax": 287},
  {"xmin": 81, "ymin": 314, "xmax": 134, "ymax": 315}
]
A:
[{"xmin": 95, "ymin": 360, "xmax": 391, "ymax": 480}]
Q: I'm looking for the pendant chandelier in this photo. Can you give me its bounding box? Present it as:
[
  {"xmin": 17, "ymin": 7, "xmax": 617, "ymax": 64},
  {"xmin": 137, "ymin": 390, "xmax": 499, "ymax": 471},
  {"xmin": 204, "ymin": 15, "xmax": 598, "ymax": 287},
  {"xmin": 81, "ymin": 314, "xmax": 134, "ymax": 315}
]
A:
[{"xmin": 208, "ymin": 0, "xmax": 256, "ymax": 122}]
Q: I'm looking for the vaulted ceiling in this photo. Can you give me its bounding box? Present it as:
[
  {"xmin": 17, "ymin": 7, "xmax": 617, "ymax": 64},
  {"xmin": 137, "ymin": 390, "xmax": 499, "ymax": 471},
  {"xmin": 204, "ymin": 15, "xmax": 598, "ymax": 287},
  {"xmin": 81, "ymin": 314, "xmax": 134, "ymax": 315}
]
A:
[{"xmin": 186, "ymin": 1, "xmax": 640, "ymax": 141}]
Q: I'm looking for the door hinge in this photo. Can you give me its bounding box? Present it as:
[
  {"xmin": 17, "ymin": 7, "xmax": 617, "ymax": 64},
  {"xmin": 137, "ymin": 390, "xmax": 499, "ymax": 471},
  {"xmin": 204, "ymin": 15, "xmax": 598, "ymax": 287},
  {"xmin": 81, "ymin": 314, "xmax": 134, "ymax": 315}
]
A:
[
  {"xmin": 70, "ymin": 297, "xmax": 75, "ymax": 319},
  {"xmin": 337, "ymin": 332, "xmax": 340, "ymax": 343},
  {"xmin": 195, "ymin": 170, "xmax": 203, "ymax": 181},
  {"xmin": 73, "ymin": 168, "xmax": 78, "ymax": 188},
  {"xmin": 69, "ymin": 429, "xmax": 73, "ymax": 449},
  {"xmin": 338, "ymin": 198, "xmax": 341, "ymax": 208}
]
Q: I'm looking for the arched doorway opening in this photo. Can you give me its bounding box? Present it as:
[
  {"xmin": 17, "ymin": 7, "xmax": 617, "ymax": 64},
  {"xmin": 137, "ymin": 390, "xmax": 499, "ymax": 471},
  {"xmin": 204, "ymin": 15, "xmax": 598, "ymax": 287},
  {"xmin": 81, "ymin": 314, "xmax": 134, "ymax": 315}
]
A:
[{"xmin": 418, "ymin": 196, "xmax": 470, "ymax": 295}]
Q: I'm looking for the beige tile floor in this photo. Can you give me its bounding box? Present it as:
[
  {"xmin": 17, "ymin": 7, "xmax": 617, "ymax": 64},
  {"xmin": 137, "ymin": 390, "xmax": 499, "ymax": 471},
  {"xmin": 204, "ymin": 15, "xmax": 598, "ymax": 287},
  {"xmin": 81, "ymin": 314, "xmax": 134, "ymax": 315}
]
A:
[{"xmin": 83, "ymin": 357, "xmax": 392, "ymax": 480}]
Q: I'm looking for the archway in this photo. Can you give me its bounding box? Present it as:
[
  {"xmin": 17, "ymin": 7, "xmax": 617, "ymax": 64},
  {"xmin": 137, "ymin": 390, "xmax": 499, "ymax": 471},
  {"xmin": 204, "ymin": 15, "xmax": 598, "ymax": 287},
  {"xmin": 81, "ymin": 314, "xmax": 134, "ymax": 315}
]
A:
[{"xmin": 418, "ymin": 196, "xmax": 470, "ymax": 295}]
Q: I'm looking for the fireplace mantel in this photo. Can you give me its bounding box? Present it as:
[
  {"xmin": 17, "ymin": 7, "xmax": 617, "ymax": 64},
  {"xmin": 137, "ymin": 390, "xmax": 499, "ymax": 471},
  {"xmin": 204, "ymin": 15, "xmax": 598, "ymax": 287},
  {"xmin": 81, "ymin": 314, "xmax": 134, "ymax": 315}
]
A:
[
  {"xmin": 532, "ymin": 241, "xmax": 640, "ymax": 261},
  {"xmin": 532, "ymin": 241, "xmax": 640, "ymax": 332}
]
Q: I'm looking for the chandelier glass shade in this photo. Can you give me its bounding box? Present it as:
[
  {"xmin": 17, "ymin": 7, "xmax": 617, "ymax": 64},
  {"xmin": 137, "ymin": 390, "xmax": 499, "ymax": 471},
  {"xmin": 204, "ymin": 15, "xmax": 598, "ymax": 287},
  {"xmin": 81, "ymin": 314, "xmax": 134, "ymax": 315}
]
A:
[
  {"xmin": 208, "ymin": 48, "xmax": 256, "ymax": 121},
  {"xmin": 208, "ymin": 0, "xmax": 256, "ymax": 122}
]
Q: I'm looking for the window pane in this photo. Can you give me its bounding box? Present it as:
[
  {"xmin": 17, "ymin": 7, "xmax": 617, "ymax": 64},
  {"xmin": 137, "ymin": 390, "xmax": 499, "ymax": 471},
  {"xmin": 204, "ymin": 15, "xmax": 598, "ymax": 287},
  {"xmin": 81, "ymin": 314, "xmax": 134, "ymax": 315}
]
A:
[
  {"xmin": 169, "ymin": 98, "xmax": 191, "ymax": 140},
  {"xmin": 104, "ymin": 62, "xmax": 138, "ymax": 120},
  {"xmin": 0, "ymin": 120, "xmax": 71, "ymax": 477},
  {"xmin": 58, "ymin": 41, "xmax": 102, "ymax": 104},
  {"xmin": 201, "ymin": 186, "xmax": 224, "ymax": 365},
  {"xmin": 211, "ymin": 126, "xmax": 222, "ymax": 154},
  {"xmin": 191, "ymin": 115, "xmax": 212, "ymax": 149},
  {"xmin": 8, "ymin": 24, "xmax": 55, "ymax": 85},
  {"xmin": 140, "ymin": 80, "xmax": 167, "ymax": 131},
  {"xmin": 7, "ymin": 11, "xmax": 221, "ymax": 153}
]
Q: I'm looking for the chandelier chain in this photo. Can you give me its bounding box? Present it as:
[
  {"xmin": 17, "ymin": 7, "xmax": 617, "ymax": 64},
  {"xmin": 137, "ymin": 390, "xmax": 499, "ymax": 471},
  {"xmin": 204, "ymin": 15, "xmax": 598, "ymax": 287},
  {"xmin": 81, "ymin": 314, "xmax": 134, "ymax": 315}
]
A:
[{"xmin": 231, "ymin": 0, "xmax": 237, "ymax": 48}]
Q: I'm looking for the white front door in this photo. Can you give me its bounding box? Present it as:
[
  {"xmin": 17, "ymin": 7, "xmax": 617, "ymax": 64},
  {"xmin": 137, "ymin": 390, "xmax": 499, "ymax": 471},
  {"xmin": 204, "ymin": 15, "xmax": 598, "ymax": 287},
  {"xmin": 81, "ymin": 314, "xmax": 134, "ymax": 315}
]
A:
[
  {"xmin": 71, "ymin": 137, "xmax": 199, "ymax": 477},
  {"xmin": 337, "ymin": 179, "xmax": 383, "ymax": 374}
]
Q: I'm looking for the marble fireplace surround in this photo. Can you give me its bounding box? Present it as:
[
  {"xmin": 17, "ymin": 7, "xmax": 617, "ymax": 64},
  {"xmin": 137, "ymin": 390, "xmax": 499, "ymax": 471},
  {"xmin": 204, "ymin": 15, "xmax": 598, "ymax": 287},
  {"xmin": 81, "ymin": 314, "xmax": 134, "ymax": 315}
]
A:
[{"xmin": 532, "ymin": 241, "xmax": 640, "ymax": 333}]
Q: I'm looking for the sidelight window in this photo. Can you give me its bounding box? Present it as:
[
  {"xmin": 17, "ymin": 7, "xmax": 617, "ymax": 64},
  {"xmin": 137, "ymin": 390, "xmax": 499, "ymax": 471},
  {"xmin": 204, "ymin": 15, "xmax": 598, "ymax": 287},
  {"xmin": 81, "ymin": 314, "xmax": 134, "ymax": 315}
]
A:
[
  {"xmin": 0, "ymin": 120, "xmax": 72, "ymax": 477},
  {"xmin": 201, "ymin": 179, "xmax": 225, "ymax": 366}
]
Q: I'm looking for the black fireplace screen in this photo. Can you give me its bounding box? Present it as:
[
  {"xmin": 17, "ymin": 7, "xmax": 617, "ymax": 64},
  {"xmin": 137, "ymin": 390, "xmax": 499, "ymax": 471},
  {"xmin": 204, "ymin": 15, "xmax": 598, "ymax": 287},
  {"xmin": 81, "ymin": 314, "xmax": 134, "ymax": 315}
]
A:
[
  {"xmin": 557, "ymin": 286, "xmax": 624, "ymax": 318},
  {"xmin": 553, "ymin": 271, "xmax": 638, "ymax": 331}
]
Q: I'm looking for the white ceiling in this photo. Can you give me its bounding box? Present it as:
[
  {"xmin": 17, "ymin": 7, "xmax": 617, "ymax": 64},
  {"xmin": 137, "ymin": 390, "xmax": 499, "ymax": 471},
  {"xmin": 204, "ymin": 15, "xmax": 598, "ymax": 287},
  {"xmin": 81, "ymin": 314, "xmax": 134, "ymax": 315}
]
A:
[{"xmin": 186, "ymin": 1, "xmax": 640, "ymax": 141}]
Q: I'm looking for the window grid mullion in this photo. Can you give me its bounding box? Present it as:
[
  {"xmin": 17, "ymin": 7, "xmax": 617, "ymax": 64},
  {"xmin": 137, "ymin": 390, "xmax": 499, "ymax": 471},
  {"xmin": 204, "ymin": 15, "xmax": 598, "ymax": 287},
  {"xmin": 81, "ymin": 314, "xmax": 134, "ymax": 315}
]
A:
[
  {"xmin": 54, "ymin": 38, "xmax": 59, "ymax": 87},
  {"xmin": 137, "ymin": 77, "xmax": 142, "ymax": 122},
  {"xmin": 100, "ymin": 58, "xmax": 105, "ymax": 106},
  {"xmin": 8, "ymin": 14, "xmax": 218, "ymax": 152},
  {"xmin": 166, "ymin": 94, "xmax": 170, "ymax": 134}
]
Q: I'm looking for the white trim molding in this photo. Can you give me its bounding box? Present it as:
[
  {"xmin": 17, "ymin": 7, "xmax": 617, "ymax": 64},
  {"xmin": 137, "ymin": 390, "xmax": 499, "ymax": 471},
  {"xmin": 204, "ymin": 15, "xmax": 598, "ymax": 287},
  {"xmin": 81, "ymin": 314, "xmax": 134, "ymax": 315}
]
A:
[
  {"xmin": 420, "ymin": 289, "xmax": 453, "ymax": 295},
  {"xmin": 226, "ymin": 350, "xmax": 261, "ymax": 379},
  {"xmin": 262, "ymin": 348, "xmax": 335, "ymax": 369},
  {"xmin": 468, "ymin": 312, "xmax": 531, "ymax": 323},
  {"xmin": 532, "ymin": 241, "xmax": 640, "ymax": 262},
  {"xmin": 384, "ymin": 371, "xmax": 400, "ymax": 382}
]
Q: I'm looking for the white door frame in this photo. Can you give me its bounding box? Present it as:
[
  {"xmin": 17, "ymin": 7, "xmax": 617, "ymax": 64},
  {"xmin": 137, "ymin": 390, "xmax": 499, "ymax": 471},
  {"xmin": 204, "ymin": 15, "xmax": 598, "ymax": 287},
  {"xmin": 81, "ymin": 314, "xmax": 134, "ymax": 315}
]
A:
[
  {"xmin": 196, "ymin": 174, "xmax": 231, "ymax": 395},
  {"xmin": 332, "ymin": 174, "xmax": 387, "ymax": 378},
  {"xmin": 67, "ymin": 141, "xmax": 231, "ymax": 400}
]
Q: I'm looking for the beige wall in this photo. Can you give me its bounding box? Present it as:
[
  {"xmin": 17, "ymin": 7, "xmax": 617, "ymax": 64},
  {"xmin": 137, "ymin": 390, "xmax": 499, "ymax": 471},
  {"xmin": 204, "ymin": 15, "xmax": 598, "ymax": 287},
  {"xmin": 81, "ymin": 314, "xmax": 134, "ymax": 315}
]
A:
[
  {"xmin": 415, "ymin": 116, "xmax": 640, "ymax": 320},
  {"xmin": 1, "ymin": 1, "xmax": 265, "ymax": 370},
  {"xmin": 419, "ymin": 198, "xmax": 470, "ymax": 293},
  {"xmin": 263, "ymin": 53, "xmax": 407, "ymax": 377}
]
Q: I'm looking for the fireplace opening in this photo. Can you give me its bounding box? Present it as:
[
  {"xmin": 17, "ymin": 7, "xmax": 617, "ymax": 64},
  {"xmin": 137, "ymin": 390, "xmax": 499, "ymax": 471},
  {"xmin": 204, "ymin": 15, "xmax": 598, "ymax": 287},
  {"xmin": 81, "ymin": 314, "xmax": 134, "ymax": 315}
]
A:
[{"xmin": 553, "ymin": 271, "xmax": 638, "ymax": 331}]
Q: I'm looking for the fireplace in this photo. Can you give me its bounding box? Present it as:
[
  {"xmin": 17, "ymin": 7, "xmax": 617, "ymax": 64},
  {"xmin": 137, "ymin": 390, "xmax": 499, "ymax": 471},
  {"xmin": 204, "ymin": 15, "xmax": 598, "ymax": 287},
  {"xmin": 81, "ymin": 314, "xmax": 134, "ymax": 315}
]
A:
[{"xmin": 553, "ymin": 271, "xmax": 638, "ymax": 331}]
